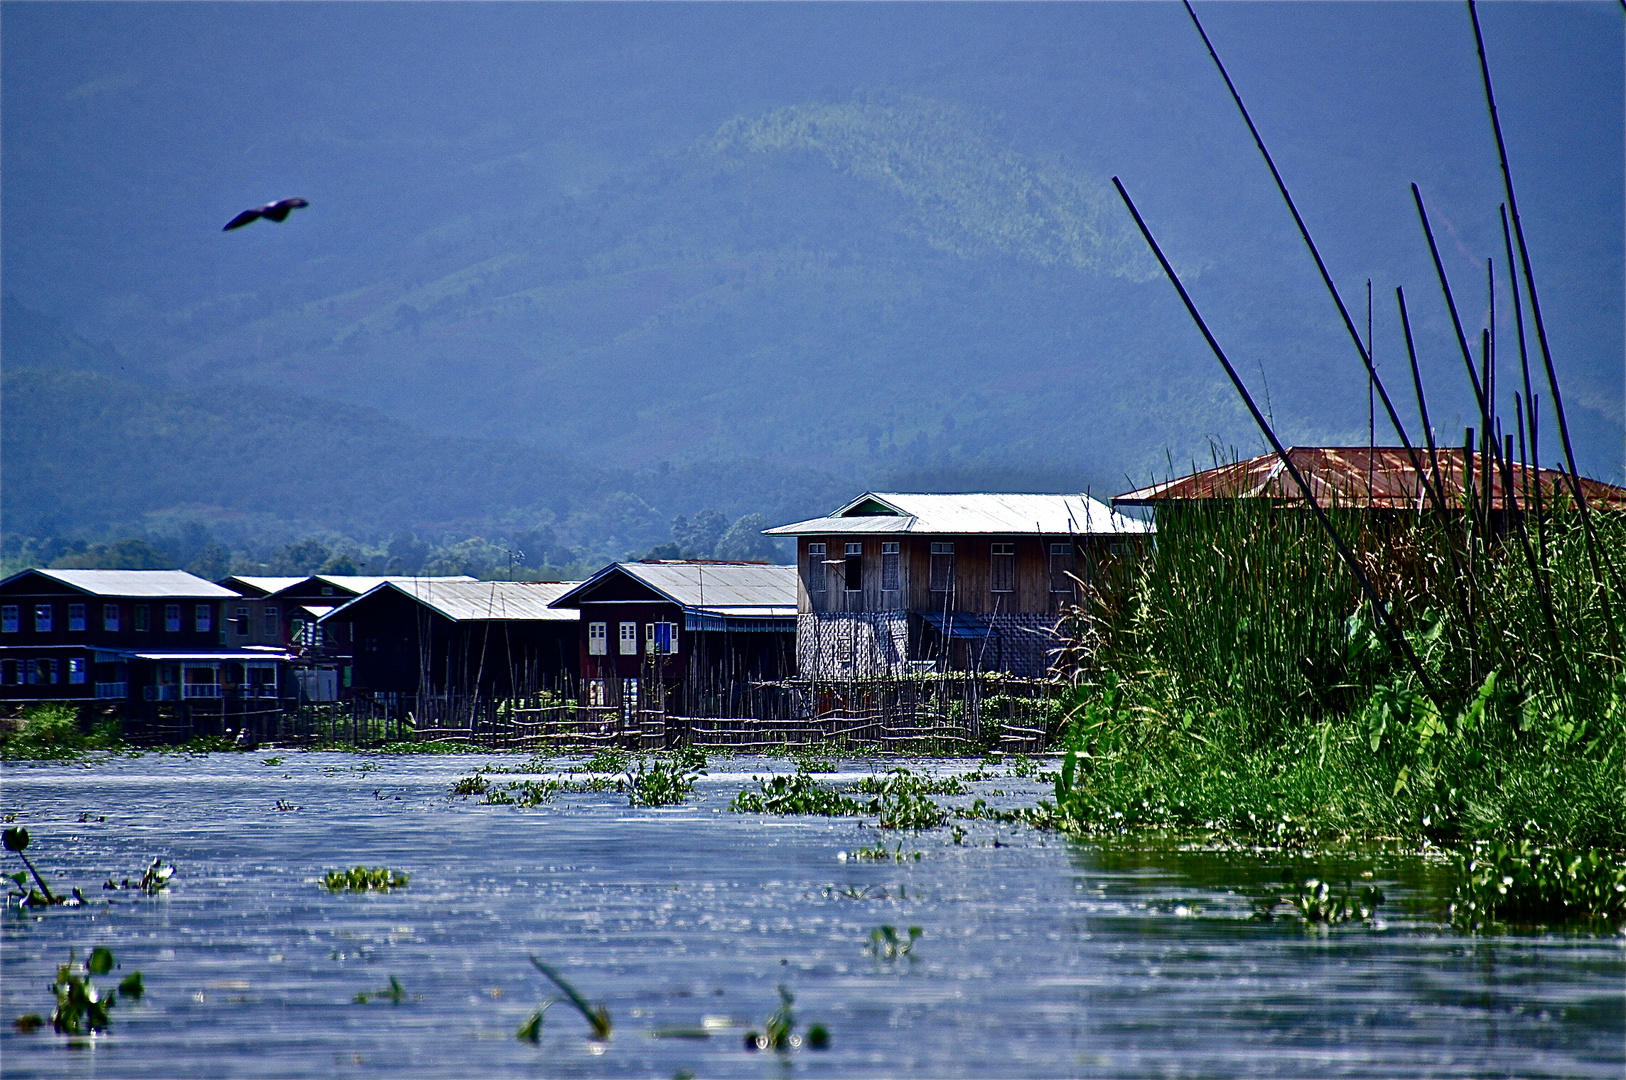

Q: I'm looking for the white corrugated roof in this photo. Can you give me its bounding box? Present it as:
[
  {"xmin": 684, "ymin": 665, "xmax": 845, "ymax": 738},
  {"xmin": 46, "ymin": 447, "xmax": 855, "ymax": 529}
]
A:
[
  {"xmin": 9, "ymin": 569, "xmax": 240, "ymax": 598},
  {"xmin": 304, "ymin": 574, "xmax": 476, "ymax": 596},
  {"xmin": 222, "ymin": 576, "xmax": 307, "ymax": 596},
  {"xmin": 325, "ymin": 580, "xmax": 581, "ymax": 623},
  {"xmin": 763, "ymin": 492, "xmax": 1150, "ymax": 536},
  {"xmin": 551, "ymin": 562, "xmax": 798, "ymax": 612}
]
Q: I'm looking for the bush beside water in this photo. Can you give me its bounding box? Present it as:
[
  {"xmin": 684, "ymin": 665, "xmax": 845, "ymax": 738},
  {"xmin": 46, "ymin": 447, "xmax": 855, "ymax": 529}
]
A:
[
  {"xmin": 1039, "ymin": 498, "xmax": 1626, "ymax": 926},
  {"xmin": 1, "ymin": 704, "xmax": 122, "ymax": 760}
]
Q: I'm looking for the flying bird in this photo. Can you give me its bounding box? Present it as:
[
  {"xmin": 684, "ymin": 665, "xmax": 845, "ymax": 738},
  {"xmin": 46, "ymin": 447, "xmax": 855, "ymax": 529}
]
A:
[{"xmin": 222, "ymin": 197, "xmax": 309, "ymax": 231}]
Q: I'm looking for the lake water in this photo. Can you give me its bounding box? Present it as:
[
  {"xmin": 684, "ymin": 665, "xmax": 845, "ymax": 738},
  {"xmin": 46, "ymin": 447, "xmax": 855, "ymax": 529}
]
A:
[{"xmin": 2, "ymin": 752, "xmax": 1621, "ymax": 1078}]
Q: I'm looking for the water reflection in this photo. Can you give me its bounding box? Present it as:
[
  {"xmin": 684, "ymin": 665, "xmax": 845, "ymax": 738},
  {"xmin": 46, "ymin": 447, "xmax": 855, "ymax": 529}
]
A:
[{"xmin": 0, "ymin": 753, "xmax": 1619, "ymax": 1077}]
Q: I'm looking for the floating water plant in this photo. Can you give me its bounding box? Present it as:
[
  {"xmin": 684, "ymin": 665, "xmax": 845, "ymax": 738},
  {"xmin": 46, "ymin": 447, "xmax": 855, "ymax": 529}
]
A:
[
  {"xmin": 575, "ymin": 747, "xmax": 628, "ymax": 775},
  {"xmin": 838, "ymin": 842, "xmax": 921, "ymax": 863},
  {"xmin": 742, "ymin": 985, "xmax": 827, "ymax": 1052},
  {"xmin": 730, "ymin": 774, "xmax": 947, "ymax": 828},
  {"xmin": 454, "ymin": 774, "xmax": 617, "ymax": 806},
  {"xmin": 623, "ymin": 756, "xmax": 704, "ymax": 807},
  {"xmin": 866, "ymin": 925, "xmax": 921, "ymax": 960},
  {"xmin": 1449, "ymin": 841, "xmax": 1626, "ymax": 931},
  {"xmin": 515, "ymin": 1001, "xmax": 552, "ymax": 1043},
  {"xmin": 15, "ymin": 947, "xmax": 145, "ymax": 1035},
  {"xmin": 354, "ymin": 975, "xmax": 407, "ymax": 1005},
  {"xmin": 1253, "ymin": 878, "xmax": 1383, "ymax": 925},
  {"xmin": 451, "ymin": 774, "xmax": 491, "ymax": 797},
  {"xmin": 731, "ymin": 774, "xmax": 862, "ymax": 816},
  {"xmin": 850, "ymin": 768, "xmax": 966, "ymax": 797},
  {"xmin": 4, "ymin": 827, "xmax": 56, "ymax": 905},
  {"xmin": 323, "ymin": 867, "xmax": 409, "ymax": 892},
  {"xmin": 875, "ymin": 793, "xmax": 947, "ymax": 830},
  {"xmin": 527, "ymin": 956, "xmax": 611, "ymax": 1039},
  {"xmin": 103, "ymin": 857, "xmax": 175, "ymax": 895}
]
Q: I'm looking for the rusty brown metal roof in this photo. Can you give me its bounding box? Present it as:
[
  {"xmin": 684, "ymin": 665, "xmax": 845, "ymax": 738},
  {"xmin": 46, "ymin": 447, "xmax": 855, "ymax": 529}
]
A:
[{"xmin": 1112, "ymin": 447, "xmax": 1626, "ymax": 511}]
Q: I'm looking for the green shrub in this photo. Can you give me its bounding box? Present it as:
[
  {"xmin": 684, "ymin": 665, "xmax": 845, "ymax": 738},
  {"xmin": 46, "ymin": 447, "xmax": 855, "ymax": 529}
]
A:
[{"xmin": 2, "ymin": 704, "xmax": 85, "ymax": 760}]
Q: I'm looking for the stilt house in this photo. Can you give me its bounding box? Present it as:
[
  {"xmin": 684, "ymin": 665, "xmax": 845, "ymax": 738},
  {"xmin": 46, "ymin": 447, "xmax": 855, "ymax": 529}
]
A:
[
  {"xmin": 547, "ymin": 561, "xmax": 797, "ymax": 717},
  {"xmin": 763, "ymin": 492, "xmax": 1151, "ymax": 679}
]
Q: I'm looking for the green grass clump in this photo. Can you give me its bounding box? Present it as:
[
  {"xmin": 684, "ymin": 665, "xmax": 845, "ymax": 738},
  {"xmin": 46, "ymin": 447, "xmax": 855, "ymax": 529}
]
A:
[
  {"xmin": 323, "ymin": 866, "xmax": 408, "ymax": 892},
  {"xmin": 1047, "ymin": 501, "xmax": 1626, "ymax": 861}
]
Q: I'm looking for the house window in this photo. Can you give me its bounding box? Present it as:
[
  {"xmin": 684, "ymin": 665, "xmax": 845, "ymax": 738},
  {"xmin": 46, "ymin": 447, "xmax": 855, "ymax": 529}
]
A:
[
  {"xmin": 164, "ymin": 604, "xmax": 180, "ymax": 631},
  {"xmin": 103, "ymin": 604, "xmax": 120, "ymax": 632},
  {"xmin": 1049, "ymin": 542, "xmax": 1076, "ymax": 598},
  {"xmin": 234, "ymin": 607, "xmax": 250, "ymax": 635},
  {"xmin": 588, "ymin": 622, "xmax": 608, "ymax": 656},
  {"xmin": 136, "ymin": 605, "xmax": 152, "ymax": 632},
  {"xmin": 844, "ymin": 543, "xmax": 863, "ymax": 592},
  {"xmin": 2, "ymin": 606, "xmax": 17, "ymax": 633},
  {"xmin": 321, "ymin": 586, "xmax": 334, "ymax": 596},
  {"xmin": 807, "ymin": 543, "xmax": 826, "ymax": 593},
  {"xmin": 647, "ymin": 622, "xmax": 678, "ymax": 655},
  {"xmin": 881, "ymin": 542, "xmax": 900, "ymax": 591},
  {"xmin": 195, "ymin": 604, "xmax": 212, "ymax": 633},
  {"xmin": 991, "ymin": 542, "xmax": 1015, "ymax": 593},
  {"xmin": 68, "ymin": 657, "xmax": 88, "ymax": 685},
  {"xmin": 68, "ymin": 604, "xmax": 87, "ymax": 632},
  {"xmin": 587, "ymin": 679, "xmax": 607, "ymax": 707},
  {"xmin": 618, "ymin": 621, "xmax": 638, "ymax": 656},
  {"xmin": 34, "ymin": 605, "xmax": 53, "ymax": 633},
  {"xmin": 621, "ymin": 677, "xmax": 640, "ymax": 716},
  {"xmin": 264, "ymin": 606, "xmax": 280, "ymax": 636},
  {"xmin": 1, "ymin": 659, "xmax": 18, "ymax": 684},
  {"xmin": 929, "ymin": 543, "xmax": 955, "ymax": 594},
  {"xmin": 30, "ymin": 658, "xmax": 59, "ymax": 685}
]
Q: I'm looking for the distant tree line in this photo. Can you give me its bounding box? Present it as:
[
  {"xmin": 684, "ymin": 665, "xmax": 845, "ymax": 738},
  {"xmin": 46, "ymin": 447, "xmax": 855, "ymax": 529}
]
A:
[{"xmin": 1, "ymin": 507, "xmax": 788, "ymax": 584}]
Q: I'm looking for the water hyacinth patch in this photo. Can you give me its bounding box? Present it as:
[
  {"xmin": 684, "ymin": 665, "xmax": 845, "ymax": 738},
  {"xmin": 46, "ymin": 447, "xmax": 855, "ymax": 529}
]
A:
[
  {"xmin": 622, "ymin": 754, "xmax": 704, "ymax": 807},
  {"xmin": 1449, "ymin": 841, "xmax": 1626, "ymax": 931},
  {"xmin": 866, "ymin": 925, "xmax": 922, "ymax": 960},
  {"xmin": 14, "ymin": 947, "xmax": 146, "ymax": 1035},
  {"xmin": 1252, "ymin": 878, "xmax": 1384, "ymax": 925},
  {"xmin": 839, "ymin": 842, "xmax": 922, "ymax": 863},
  {"xmin": 741, "ymin": 985, "xmax": 827, "ymax": 1053},
  {"xmin": 730, "ymin": 774, "xmax": 948, "ymax": 829},
  {"xmin": 323, "ymin": 867, "xmax": 409, "ymax": 892},
  {"xmin": 103, "ymin": 857, "xmax": 175, "ymax": 895},
  {"xmin": 850, "ymin": 767, "xmax": 966, "ymax": 797}
]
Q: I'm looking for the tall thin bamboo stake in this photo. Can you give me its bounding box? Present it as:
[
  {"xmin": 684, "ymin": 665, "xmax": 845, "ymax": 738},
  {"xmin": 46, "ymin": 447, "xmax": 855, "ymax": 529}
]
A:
[
  {"xmin": 1113, "ymin": 176, "xmax": 1440, "ymax": 703},
  {"xmin": 1179, "ymin": 0, "xmax": 1439, "ymax": 500}
]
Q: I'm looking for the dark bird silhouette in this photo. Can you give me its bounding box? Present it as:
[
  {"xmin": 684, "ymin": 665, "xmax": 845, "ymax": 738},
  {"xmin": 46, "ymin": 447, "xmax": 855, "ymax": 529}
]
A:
[{"xmin": 222, "ymin": 197, "xmax": 309, "ymax": 231}]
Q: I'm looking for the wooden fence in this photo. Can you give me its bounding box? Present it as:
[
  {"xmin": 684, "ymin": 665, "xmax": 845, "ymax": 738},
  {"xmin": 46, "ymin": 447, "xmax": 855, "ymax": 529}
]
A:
[{"xmin": 114, "ymin": 676, "xmax": 1063, "ymax": 754}]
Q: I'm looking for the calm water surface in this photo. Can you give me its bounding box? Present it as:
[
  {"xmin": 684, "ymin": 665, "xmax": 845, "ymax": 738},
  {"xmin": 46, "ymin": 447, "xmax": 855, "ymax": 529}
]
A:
[{"xmin": 1, "ymin": 752, "xmax": 1621, "ymax": 1078}]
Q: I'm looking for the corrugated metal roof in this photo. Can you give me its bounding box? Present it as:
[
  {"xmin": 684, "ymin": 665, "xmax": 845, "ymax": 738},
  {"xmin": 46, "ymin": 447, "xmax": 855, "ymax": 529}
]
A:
[
  {"xmin": 551, "ymin": 561, "xmax": 799, "ymax": 612},
  {"xmin": 8, "ymin": 569, "xmax": 240, "ymax": 598},
  {"xmin": 222, "ymin": 576, "xmax": 307, "ymax": 597},
  {"xmin": 313, "ymin": 574, "xmax": 475, "ymax": 592},
  {"xmin": 325, "ymin": 580, "xmax": 581, "ymax": 623},
  {"xmin": 764, "ymin": 492, "xmax": 1149, "ymax": 536},
  {"xmin": 1112, "ymin": 447, "xmax": 1626, "ymax": 510}
]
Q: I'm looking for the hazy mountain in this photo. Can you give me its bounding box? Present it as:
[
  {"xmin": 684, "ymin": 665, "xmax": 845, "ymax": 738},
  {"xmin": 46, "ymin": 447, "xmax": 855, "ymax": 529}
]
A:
[{"xmin": 3, "ymin": 3, "xmax": 1620, "ymax": 555}]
